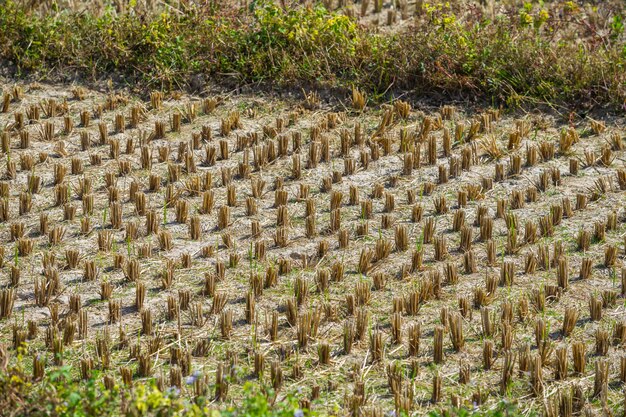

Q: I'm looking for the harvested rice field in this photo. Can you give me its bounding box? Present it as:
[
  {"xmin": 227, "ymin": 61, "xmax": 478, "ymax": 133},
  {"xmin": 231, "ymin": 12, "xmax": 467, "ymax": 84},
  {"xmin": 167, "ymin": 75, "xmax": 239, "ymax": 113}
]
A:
[
  {"xmin": 0, "ymin": 1, "xmax": 625, "ymax": 416},
  {"xmin": 0, "ymin": 81, "xmax": 625, "ymax": 416}
]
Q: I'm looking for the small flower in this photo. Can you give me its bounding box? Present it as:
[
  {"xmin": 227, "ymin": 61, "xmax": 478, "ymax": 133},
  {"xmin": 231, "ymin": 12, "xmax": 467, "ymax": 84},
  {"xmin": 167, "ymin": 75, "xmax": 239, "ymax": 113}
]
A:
[
  {"xmin": 294, "ymin": 409, "xmax": 304, "ymax": 417},
  {"xmin": 166, "ymin": 386, "xmax": 181, "ymax": 397}
]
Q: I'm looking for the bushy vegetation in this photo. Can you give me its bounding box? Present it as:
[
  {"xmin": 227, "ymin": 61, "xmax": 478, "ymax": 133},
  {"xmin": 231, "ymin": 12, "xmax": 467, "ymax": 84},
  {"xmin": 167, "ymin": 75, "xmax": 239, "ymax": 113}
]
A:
[
  {"xmin": 0, "ymin": 361, "xmax": 525, "ymax": 416},
  {"xmin": 0, "ymin": 360, "xmax": 305, "ymax": 416},
  {"xmin": 0, "ymin": 0, "xmax": 624, "ymax": 108}
]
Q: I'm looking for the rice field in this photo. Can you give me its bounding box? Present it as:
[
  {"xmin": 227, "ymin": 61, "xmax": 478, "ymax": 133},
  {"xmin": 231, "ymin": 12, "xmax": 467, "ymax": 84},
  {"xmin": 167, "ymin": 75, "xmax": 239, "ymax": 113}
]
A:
[
  {"xmin": 0, "ymin": 1, "xmax": 626, "ymax": 416},
  {"xmin": 0, "ymin": 81, "xmax": 624, "ymax": 416}
]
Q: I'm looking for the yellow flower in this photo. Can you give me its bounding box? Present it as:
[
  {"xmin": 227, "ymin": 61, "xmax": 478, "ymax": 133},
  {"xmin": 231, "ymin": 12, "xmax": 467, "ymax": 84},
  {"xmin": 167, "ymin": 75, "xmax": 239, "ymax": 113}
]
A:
[
  {"xmin": 564, "ymin": 1, "xmax": 578, "ymax": 13},
  {"xmin": 135, "ymin": 401, "xmax": 148, "ymax": 414},
  {"xmin": 520, "ymin": 11, "xmax": 533, "ymax": 25},
  {"xmin": 442, "ymin": 14, "xmax": 456, "ymax": 26}
]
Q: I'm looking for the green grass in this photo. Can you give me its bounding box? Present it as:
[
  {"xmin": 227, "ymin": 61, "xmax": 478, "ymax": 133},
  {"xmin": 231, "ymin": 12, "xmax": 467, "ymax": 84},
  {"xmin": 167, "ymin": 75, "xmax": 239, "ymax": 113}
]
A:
[{"xmin": 0, "ymin": 1, "xmax": 624, "ymax": 109}]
